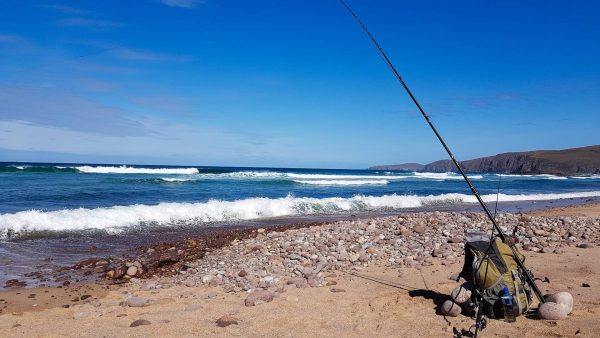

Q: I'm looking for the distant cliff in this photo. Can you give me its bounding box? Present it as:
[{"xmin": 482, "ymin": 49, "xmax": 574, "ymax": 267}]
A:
[{"xmin": 368, "ymin": 145, "xmax": 600, "ymax": 176}]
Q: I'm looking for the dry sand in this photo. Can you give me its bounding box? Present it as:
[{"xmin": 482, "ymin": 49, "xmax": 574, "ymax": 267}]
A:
[{"xmin": 1, "ymin": 203, "xmax": 599, "ymax": 337}]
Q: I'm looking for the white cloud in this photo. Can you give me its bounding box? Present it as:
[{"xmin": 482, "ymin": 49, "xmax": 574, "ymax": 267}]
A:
[
  {"xmin": 0, "ymin": 86, "xmax": 146, "ymax": 136},
  {"xmin": 0, "ymin": 118, "xmax": 293, "ymax": 166}
]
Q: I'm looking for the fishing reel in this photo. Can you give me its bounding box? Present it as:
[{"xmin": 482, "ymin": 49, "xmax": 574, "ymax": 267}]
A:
[{"xmin": 469, "ymin": 303, "xmax": 488, "ymax": 338}]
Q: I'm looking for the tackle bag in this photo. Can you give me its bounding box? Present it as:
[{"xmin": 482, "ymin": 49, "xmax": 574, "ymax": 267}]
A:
[{"xmin": 459, "ymin": 232, "xmax": 532, "ymax": 318}]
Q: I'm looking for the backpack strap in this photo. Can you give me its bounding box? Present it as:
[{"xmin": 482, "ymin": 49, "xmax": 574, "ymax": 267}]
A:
[{"xmin": 469, "ymin": 240, "xmax": 508, "ymax": 275}]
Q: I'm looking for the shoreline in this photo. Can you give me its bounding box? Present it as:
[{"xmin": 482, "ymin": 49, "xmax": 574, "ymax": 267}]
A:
[
  {"xmin": 1, "ymin": 201, "xmax": 599, "ymax": 336},
  {"xmin": 2, "ymin": 196, "xmax": 599, "ymax": 289}
]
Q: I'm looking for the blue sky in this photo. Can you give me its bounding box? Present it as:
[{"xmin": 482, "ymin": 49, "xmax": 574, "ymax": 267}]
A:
[{"xmin": 0, "ymin": 0, "xmax": 598, "ymax": 168}]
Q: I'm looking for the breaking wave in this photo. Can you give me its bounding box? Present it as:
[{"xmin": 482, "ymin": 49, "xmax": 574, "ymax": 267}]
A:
[
  {"xmin": 413, "ymin": 172, "xmax": 483, "ymax": 180},
  {"xmin": 75, "ymin": 166, "xmax": 199, "ymax": 174},
  {"xmin": 570, "ymin": 175, "xmax": 600, "ymax": 179},
  {"xmin": 2, "ymin": 190, "xmax": 600, "ymax": 238},
  {"xmin": 159, "ymin": 177, "xmax": 196, "ymax": 183},
  {"xmin": 294, "ymin": 180, "xmax": 389, "ymax": 186},
  {"xmin": 496, "ymin": 174, "xmax": 568, "ymax": 180},
  {"xmin": 0, "ymin": 165, "xmax": 78, "ymax": 173}
]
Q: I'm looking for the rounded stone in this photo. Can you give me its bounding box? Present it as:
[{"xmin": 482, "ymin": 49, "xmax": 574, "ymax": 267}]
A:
[
  {"xmin": 124, "ymin": 296, "xmax": 148, "ymax": 308},
  {"xmin": 544, "ymin": 292, "xmax": 573, "ymax": 314},
  {"xmin": 450, "ymin": 284, "xmax": 472, "ymax": 304},
  {"xmin": 126, "ymin": 266, "xmax": 138, "ymax": 276},
  {"xmin": 440, "ymin": 300, "xmax": 461, "ymax": 317},
  {"xmin": 539, "ymin": 301, "xmax": 568, "ymax": 320}
]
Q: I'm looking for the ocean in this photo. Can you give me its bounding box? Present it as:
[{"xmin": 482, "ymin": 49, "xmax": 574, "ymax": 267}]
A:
[
  {"xmin": 1, "ymin": 162, "xmax": 599, "ymax": 286},
  {"xmin": 1, "ymin": 162, "xmax": 600, "ymax": 239}
]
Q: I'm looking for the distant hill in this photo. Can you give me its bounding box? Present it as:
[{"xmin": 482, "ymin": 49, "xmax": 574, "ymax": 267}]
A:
[{"xmin": 368, "ymin": 145, "xmax": 600, "ymax": 176}]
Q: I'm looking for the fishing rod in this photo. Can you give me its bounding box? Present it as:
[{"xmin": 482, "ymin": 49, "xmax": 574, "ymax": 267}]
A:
[{"xmin": 340, "ymin": 0, "xmax": 545, "ymax": 304}]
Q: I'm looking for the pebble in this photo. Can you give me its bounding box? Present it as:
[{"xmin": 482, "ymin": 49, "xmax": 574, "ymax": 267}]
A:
[
  {"xmin": 244, "ymin": 289, "xmax": 274, "ymax": 306},
  {"xmin": 216, "ymin": 314, "xmax": 239, "ymax": 327},
  {"xmin": 440, "ymin": 300, "xmax": 461, "ymax": 317},
  {"xmin": 4, "ymin": 279, "xmax": 26, "ymax": 288},
  {"xmin": 130, "ymin": 319, "xmax": 151, "ymax": 327},
  {"xmin": 450, "ymin": 284, "xmax": 472, "ymax": 304},
  {"xmin": 330, "ymin": 288, "xmax": 346, "ymax": 293},
  {"xmin": 124, "ymin": 296, "xmax": 148, "ymax": 308},
  {"xmin": 126, "ymin": 266, "xmax": 138, "ymax": 277},
  {"xmin": 117, "ymin": 211, "xmax": 599, "ymax": 305}
]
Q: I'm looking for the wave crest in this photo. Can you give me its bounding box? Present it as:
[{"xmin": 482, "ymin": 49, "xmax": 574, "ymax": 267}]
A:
[
  {"xmin": 294, "ymin": 180, "xmax": 389, "ymax": 186},
  {"xmin": 76, "ymin": 166, "xmax": 199, "ymax": 174},
  {"xmin": 2, "ymin": 191, "xmax": 600, "ymax": 238}
]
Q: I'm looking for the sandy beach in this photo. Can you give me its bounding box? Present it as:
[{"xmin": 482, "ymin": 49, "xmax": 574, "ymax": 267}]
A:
[{"xmin": 1, "ymin": 203, "xmax": 599, "ymax": 337}]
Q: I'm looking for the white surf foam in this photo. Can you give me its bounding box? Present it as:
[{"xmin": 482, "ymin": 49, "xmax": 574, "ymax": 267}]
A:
[
  {"xmin": 294, "ymin": 180, "xmax": 390, "ymax": 186},
  {"xmin": 214, "ymin": 171, "xmax": 406, "ymax": 180},
  {"xmin": 287, "ymin": 173, "xmax": 404, "ymax": 180},
  {"xmin": 497, "ymin": 174, "xmax": 568, "ymax": 180},
  {"xmin": 76, "ymin": 166, "xmax": 199, "ymax": 174},
  {"xmin": 2, "ymin": 190, "xmax": 600, "ymax": 237},
  {"xmin": 201, "ymin": 171, "xmax": 482, "ymax": 181},
  {"xmin": 570, "ymin": 175, "xmax": 600, "ymax": 179},
  {"xmin": 413, "ymin": 172, "xmax": 483, "ymax": 180},
  {"xmin": 159, "ymin": 177, "xmax": 195, "ymax": 182}
]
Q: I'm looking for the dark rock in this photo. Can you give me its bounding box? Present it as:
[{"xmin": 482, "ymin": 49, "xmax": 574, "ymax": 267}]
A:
[
  {"xmin": 330, "ymin": 288, "xmax": 346, "ymax": 293},
  {"xmin": 130, "ymin": 319, "xmax": 151, "ymax": 327},
  {"xmin": 216, "ymin": 315, "xmax": 239, "ymax": 327},
  {"xmin": 582, "ymin": 282, "xmax": 591, "ymax": 287},
  {"xmin": 4, "ymin": 279, "xmax": 26, "ymax": 288},
  {"xmin": 113, "ymin": 265, "xmax": 127, "ymax": 279}
]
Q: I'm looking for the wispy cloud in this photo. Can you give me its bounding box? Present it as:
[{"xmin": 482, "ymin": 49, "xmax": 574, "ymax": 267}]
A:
[
  {"xmin": 160, "ymin": 0, "xmax": 205, "ymax": 9},
  {"xmin": 42, "ymin": 4, "xmax": 91, "ymax": 15},
  {"xmin": 56, "ymin": 17, "xmax": 123, "ymax": 30},
  {"xmin": 0, "ymin": 117, "xmax": 291, "ymax": 166},
  {"xmin": 109, "ymin": 47, "xmax": 189, "ymax": 62},
  {"xmin": 0, "ymin": 86, "xmax": 147, "ymax": 137},
  {"xmin": 0, "ymin": 34, "xmax": 25, "ymax": 44},
  {"xmin": 130, "ymin": 95, "xmax": 192, "ymax": 115}
]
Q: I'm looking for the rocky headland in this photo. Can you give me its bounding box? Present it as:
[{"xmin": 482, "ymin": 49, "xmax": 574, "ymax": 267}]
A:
[{"xmin": 369, "ymin": 145, "xmax": 600, "ymax": 176}]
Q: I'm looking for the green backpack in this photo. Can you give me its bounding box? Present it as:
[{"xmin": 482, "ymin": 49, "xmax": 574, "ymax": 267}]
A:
[{"xmin": 460, "ymin": 234, "xmax": 533, "ymax": 318}]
